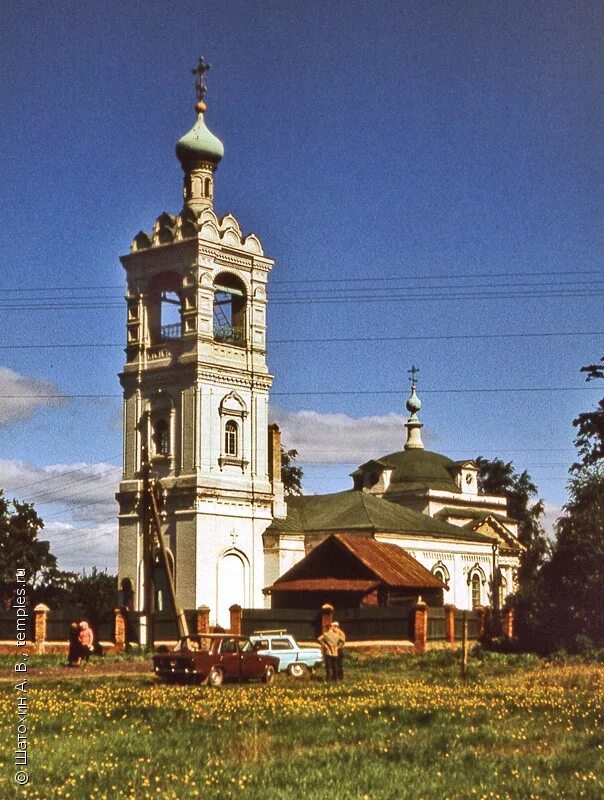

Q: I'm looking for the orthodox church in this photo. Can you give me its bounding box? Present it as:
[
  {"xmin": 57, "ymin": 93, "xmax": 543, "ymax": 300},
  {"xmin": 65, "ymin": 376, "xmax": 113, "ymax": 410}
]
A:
[
  {"xmin": 116, "ymin": 62, "xmax": 522, "ymax": 628},
  {"xmin": 264, "ymin": 380, "xmax": 523, "ymax": 612}
]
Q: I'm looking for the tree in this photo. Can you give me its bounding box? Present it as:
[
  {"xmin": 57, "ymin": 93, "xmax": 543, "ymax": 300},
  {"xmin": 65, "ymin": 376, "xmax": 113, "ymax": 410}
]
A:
[
  {"xmin": 66, "ymin": 568, "xmax": 119, "ymax": 646},
  {"xmin": 544, "ymin": 466, "xmax": 604, "ymax": 649},
  {"xmin": 572, "ymin": 356, "xmax": 604, "ymax": 470},
  {"xmin": 542, "ymin": 357, "xmax": 604, "ymax": 650},
  {"xmin": 475, "ymin": 457, "xmax": 548, "ymax": 647},
  {"xmin": 475, "ymin": 457, "xmax": 548, "ymax": 580},
  {"xmin": 281, "ymin": 445, "xmax": 303, "ymax": 496},
  {"xmin": 0, "ymin": 490, "xmax": 56, "ymax": 608}
]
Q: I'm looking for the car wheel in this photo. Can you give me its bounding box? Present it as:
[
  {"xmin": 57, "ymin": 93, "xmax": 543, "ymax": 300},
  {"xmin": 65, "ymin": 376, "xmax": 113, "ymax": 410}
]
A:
[
  {"xmin": 207, "ymin": 668, "xmax": 224, "ymax": 688},
  {"xmin": 287, "ymin": 662, "xmax": 308, "ymax": 679},
  {"xmin": 262, "ymin": 665, "xmax": 275, "ymax": 685}
]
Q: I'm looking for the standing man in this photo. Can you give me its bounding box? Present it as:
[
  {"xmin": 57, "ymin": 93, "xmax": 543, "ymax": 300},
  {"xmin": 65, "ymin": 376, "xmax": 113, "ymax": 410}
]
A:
[
  {"xmin": 318, "ymin": 621, "xmax": 346, "ymax": 681},
  {"xmin": 333, "ymin": 621, "xmax": 346, "ymax": 681}
]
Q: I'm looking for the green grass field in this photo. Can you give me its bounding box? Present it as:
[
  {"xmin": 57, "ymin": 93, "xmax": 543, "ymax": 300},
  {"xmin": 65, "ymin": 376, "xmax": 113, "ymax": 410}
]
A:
[{"xmin": 1, "ymin": 651, "xmax": 602, "ymax": 800}]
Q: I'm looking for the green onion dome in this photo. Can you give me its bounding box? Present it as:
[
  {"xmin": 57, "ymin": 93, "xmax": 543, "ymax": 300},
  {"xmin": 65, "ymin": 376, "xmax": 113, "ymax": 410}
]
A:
[{"xmin": 176, "ymin": 107, "xmax": 224, "ymax": 167}]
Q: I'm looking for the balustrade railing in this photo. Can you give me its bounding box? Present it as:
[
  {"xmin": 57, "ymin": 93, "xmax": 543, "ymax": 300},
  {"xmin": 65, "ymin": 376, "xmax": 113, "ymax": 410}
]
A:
[
  {"xmin": 160, "ymin": 322, "xmax": 182, "ymax": 340},
  {"xmin": 213, "ymin": 324, "xmax": 245, "ymax": 345}
]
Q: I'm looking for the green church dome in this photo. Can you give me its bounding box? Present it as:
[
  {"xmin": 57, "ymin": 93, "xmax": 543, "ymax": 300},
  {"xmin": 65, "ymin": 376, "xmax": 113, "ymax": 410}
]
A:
[
  {"xmin": 377, "ymin": 449, "xmax": 459, "ymax": 493},
  {"xmin": 176, "ymin": 112, "xmax": 224, "ymax": 166}
]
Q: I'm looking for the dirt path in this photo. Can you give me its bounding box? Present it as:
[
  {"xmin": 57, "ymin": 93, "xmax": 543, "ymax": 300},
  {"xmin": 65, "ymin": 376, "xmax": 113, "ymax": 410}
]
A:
[{"xmin": 0, "ymin": 659, "xmax": 153, "ymax": 681}]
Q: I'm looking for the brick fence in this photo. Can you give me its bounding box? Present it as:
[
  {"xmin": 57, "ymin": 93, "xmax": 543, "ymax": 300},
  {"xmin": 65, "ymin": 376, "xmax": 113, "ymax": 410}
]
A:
[{"xmin": 0, "ymin": 602, "xmax": 514, "ymax": 655}]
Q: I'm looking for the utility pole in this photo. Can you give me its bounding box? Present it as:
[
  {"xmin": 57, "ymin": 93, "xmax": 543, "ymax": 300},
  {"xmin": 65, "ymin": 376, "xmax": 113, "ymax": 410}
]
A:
[
  {"xmin": 140, "ymin": 432, "xmax": 155, "ymax": 649},
  {"xmin": 491, "ymin": 542, "xmax": 501, "ymax": 638},
  {"xmin": 461, "ymin": 610, "xmax": 468, "ymax": 678}
]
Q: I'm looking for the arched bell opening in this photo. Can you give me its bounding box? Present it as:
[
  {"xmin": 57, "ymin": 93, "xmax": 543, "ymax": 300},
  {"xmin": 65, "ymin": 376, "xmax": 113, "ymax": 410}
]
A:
[
  {"xmin": 147, "ymin": 271, "xmax": 182, "ymax": 344},
  {"xmin": 213, "ymin": 272, "xmax": 246, "ymax": 346}
]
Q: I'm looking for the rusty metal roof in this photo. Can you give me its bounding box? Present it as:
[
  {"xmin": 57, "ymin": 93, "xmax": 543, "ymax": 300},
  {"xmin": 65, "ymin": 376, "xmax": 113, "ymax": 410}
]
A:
[
  {"xmin": 333, "ymin": 534, "xmax": 444, "ymax": 589},
  {"xmin": 269, "ymin": 533, "xmax": 445, "ymax": 592},
  {"xmin": 266, "ymin": 578, "xmax": 378, "ymax": 594}
]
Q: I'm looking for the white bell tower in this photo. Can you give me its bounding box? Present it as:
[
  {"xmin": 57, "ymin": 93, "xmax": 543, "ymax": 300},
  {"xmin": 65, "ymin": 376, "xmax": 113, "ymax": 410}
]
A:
[{"xmin": 117, "ymin": 59, "xmax": 281, "ymax": 627}]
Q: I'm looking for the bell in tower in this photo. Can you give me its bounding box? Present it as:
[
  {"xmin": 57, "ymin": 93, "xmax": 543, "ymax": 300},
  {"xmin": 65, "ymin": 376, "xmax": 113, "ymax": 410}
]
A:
[{"xmin": 116, "ymin": 59, "xmax": 283, "ymax": 635}]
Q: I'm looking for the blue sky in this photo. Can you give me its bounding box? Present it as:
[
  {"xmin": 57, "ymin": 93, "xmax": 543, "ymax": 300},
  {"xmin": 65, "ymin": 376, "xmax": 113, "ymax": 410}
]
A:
[{"xmin": 0, "ymin": 0, "xmax": 602, "ymax": 572}]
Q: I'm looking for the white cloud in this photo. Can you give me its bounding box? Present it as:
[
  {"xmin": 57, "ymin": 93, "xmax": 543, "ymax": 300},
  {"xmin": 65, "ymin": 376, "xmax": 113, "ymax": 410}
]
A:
[
  {"xmin": 43, "ymin": 520, "xmax": 118, "ymax": 574},
  {"xmin": 0, "ymin": 459, "xmax": 120, "ymax": 514},
  {"xmin": 0, "ymin": 367, "xmax": 65, "ymax": 424},
  {"xmin": 0, "ymin": 459, "xmax": 121, "ymax": 572},
  {"xmin": 542, "ymin": 500, "xmax": 562, "ymax": 540},
  {"xmin": 269, "ymin": 407, "xmax": 433, "ymax": 464}
]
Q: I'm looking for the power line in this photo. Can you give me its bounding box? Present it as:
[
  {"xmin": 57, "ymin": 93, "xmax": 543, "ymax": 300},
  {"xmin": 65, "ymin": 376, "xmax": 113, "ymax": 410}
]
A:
[
  {"xmin": 272, "ymin": 269, "xmax": 604, "ymax": 286},
  {"xmin": 271, "ymin": 387, "xmax": 603, "ymax": 396},
  {"xmin": 267, "ymin": 279, "xmax": 604, "ymax": 297},
  {"xmin": 25, "ymin": 475, "xmax": 119, "ymax": 505},
  {"xmin": 271, "ymin": 331, "xmax": 604, "ymax": 344},
  {"xmin": 0, "ymin": 386, "xmax": 600, "ymax": 401},
  {"xmin": 0, "ymin": 330, "xmax": 602, "ymax": 350},
  {"xmin": 0, "ymin": 267, "xmax": 601, "ymax": 293},
  {"xmin": 1, "ymin": 283, "xmax": 604, "ymax": 312},
  {"xmin": 1, "ymin": 278, "xmax": 600, "ymax": 303},
  {"xmin": 1, "ymin": 290, "xmax": 603, "ymax": 311},
  {"xmin": 3, "ymin": 457, "xmax": 121, "ymax": 492}
]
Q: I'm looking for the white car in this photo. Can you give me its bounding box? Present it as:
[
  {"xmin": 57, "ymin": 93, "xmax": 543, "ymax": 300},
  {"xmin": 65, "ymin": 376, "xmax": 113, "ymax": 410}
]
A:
[{"xmin": 248, "ymin": 630, "xmax": 323, "ymax": 678}]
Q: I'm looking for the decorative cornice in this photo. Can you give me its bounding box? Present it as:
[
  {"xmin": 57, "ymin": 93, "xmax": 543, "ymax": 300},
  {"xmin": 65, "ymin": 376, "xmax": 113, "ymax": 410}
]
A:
[{"xmin": 196, "ymin": 370, "xmax": 272, "ymax": 390}]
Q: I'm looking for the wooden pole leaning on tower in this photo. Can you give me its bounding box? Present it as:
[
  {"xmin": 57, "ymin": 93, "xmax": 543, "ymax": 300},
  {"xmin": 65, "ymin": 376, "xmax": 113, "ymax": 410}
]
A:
[{"xmin": 148, "ymin": 479, "xmax": 190, "ymax": 639}]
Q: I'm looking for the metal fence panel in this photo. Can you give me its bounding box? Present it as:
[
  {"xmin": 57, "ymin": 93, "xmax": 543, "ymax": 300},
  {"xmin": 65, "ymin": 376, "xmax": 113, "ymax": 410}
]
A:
[
  {"xmin": 427, "ymin": 606, "xmax": 446, "ymax": 641},
  {"xmin": 242, "ymin": 607, "xmax": 414, "ymax": 642},
  {"xmin": 241, "ymin": 608, "xmax": 320, "ymax": 640},
  {"xmin": 337, "ymin": 607, "xmax": 414, "ymax": 641},
  {"xmin": 154, "ymin": 610, "xmax": 197, "ymax": 642},
  {"xmin": 454, "ymin": 610, "xmax": 479, "ymax": 640},
  {"xmin": 45, "ymin": 616, "xmax": 114, "ymax": 643},
  {"xmin": 0, "ymin": 613, "xmax": 32, "ymax": 641}
]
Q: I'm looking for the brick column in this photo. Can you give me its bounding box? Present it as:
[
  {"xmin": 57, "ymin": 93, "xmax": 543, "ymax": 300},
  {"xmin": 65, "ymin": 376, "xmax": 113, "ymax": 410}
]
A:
[
  {"xmin": 475, "ymin": 605, "xmax": 489, "ymax": 641},
  {"xmin": 444, "ymin": 604, "xmax": 456, "ymax": 647},
  {"xmin": 503, "ymin": 607, "xmax": 514, "ymax": 639},
  {"xmin": 414, "ymin": 599, "xmax": 428, "ymax": 653},
  {"xmin": 229, "ymin": 604, "xmax": 242, "ymax": 636},
  {"xmin": 33, "ymin": 604, "xmax": 49, "ymax": 654},
  {"xmin": 320, "ymin": 603, "xmax": 334, "ymax": 633},
  {"xmin": 114, "ymin": 608, "xmax": 126, "ymax": 653},
  {"xmin": 196, "ymin": 606, "xmax": 210, "ymax": 635}
]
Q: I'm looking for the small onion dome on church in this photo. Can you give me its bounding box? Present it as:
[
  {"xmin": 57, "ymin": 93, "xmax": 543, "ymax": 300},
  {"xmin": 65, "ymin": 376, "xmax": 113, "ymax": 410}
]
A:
[
  {"xmin": 176, "ymin": 110, "xmax": 224, "ymax": 167},
  {"xmin": 406, "ymin": 384, "xmax": 421, "ymax": 415}
]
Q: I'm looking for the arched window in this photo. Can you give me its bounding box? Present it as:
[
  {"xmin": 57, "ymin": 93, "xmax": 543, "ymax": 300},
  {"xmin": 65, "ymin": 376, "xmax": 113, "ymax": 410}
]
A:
[
  {"xmin": 471, "ymin": 573, "xmax": 481, "ymax": 608},
  {"xmin": 204, "ymin": 177, "xmax": 211, "ymax": 197},
  {"xmin": 213, "ymin": 273, "xmax": 246, "ymax": 346},
  {"xmin": 152, "ymin": 418, "xmax": 170, "ymax": 457},
  {"xmin": 148, "ymin": 393, "xmax": 174, "ymax": 470},
  {"xmin": 216, "ymin": 550, "xmax": 247, "ymax": 628},
  {"xmin": 431, "ymin": 560, "xmax": 450, "ymax": 589},
  {"xmin": 153, "ymin": 549, "xmax": 175, "ymax": 613},
  {"xmin": 224, "ymin": 420, "xmax": 238, "ymax": 456},
  {"xmin": 499, "ymin": 575, "xmax": 508, "ymax": 608},
  {"xmin": 120, "ymin": 578, "xmax": 134, "ymax": 610}
]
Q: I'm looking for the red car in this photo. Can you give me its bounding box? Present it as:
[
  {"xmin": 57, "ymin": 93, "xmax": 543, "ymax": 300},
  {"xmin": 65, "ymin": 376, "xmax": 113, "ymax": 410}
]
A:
[{"xmin": 153, "ymin": 634, "xmax": 279, "ymax": 687}]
